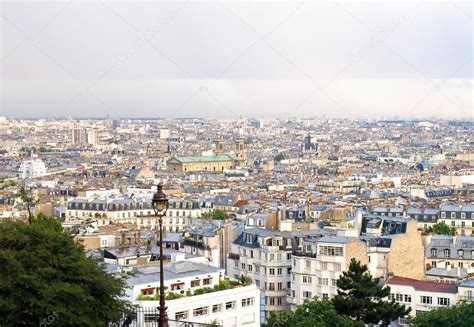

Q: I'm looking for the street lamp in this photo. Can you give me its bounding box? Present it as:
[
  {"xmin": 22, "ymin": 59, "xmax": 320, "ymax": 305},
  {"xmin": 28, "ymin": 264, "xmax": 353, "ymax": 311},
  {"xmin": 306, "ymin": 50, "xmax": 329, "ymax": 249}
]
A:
[{"xmin": 152, "ymin": 183, "xmax": 169, "ymax": 327}]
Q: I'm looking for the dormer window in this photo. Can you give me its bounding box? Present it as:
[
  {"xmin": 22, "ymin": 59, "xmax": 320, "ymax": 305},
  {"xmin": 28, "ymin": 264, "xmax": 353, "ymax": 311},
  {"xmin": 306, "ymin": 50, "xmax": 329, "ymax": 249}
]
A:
[
  {"xmin": 444, "ymin": 249, "xmax": 450, "ymax": 258},
  {"xmin": 431, "ymin": 249, "xmax": 437, "ymax": 258}
]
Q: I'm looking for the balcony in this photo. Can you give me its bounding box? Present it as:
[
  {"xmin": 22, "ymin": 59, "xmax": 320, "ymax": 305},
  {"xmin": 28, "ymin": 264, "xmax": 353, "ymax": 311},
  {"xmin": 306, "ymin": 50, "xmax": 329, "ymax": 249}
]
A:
[
  {"xmin": 286, "ymin": 295, "xmax": 296, "ymax": 304},
  {"xmin": 228, "ymin": 253, "xmax": 240, "ymax": 260},
  {"xmin": 182, "ymin": 237, "xmax": 210, "ymax": 251},
  {"xmin": 292, "ymin": 250, "xmax": 317, "ymax": 258},
  {"xmin": 260, "ymin": 245, "xmax": 280, "ymax": 252}
]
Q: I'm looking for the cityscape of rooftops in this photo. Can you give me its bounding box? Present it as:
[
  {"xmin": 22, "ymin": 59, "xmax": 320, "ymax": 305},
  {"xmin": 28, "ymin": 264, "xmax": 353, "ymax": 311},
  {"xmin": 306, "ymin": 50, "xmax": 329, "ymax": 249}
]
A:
[{"xmin": 0, "ymin": 1, "xmax": 472, "ymax": 327}]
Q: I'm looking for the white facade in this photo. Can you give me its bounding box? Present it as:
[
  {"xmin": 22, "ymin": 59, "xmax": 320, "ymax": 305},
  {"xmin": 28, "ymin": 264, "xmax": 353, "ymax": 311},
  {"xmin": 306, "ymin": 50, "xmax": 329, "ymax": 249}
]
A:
[
  {"xmin": 289, "ymin": 238, "xmax": 349, "ymax": 308},
  {"xmin": 126, "ymin": 262, "xmax": 260, "ymax": 326},
  {"xmin": 385, "ymin": 276, "xmax": 458, "ymax": 325},
  {"xmin": 138, "ymin": 286, "xmax": 261, "ymax": 326},
  {"xmin": 227, "ymin": 229, "xmax": 327, "ymax": 316},
  {"xmin": 19, "ymin": 159, "xmax": 47, "ymax": 179}
]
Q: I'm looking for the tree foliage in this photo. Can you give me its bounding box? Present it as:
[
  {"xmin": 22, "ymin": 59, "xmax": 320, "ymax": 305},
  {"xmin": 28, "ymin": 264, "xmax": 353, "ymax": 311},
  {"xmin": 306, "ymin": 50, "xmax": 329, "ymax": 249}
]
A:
[
  {"xmin": 266, "ymin": 298, "xmax": 364, "ymax": 327},
  {"xmin": 202, "ymin": 209, "xmax": 228, "ymax": 220},
  {"xmin": 0, "ymin": 214, "xmax": 132, "ymax": 326},
  {"xmin": 424, "ymin": 221, "xmax": 456, "ymax": 235},
  {"xmin": 412, "ymin": 301, "xmax": 474, "ymax": 327},
  {"xmin": 274, "ymin": 153, "xmax": 285, "ymax": 162},
  {"xmin": 16, "ymin": 186, "xmax": 39, "ymax": 223},
  {"xmin": 332, "ymin": 258, "xmax": 410, "ymax": 326}
]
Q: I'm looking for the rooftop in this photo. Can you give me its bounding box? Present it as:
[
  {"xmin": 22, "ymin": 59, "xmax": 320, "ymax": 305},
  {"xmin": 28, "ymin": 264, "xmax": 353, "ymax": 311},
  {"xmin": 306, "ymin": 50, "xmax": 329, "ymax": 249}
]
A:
[{"xmin": 386, "ymin": 276, "xmax": 458, "ymax": 294}]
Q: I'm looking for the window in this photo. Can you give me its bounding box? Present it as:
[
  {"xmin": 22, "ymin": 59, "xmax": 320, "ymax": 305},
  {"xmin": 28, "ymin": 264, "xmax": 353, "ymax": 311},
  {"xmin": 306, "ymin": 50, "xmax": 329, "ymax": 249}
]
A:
[
  {"xmin": 277, "ymin": 268, "xmax": 283, "ymax": 275},
  {"xmin": 421, "ymin": 296, "xmax": 432, "ymax": 304},
  {"xmin": 278, "ymin": 282, "xmax": 283, "ymax": 290},
  {"xmin": 438, "ymin": 297, "xmax": 450, "ymax": 306},
  {"xmin": 458, "ymin": 250, "xmax": 464, "ymax": 259},
  {"xmin": 431, "ymin": 248, "xmax": 437, "ymax": 257},
  {"xmin": 268, "ymin": 297, "xmax": 275, "ymax": 306},
  {"xmin": 444, "ymin": 249, "xmax": 450, "ymax": 258},
  {"xmin": 241, "ymin": 263, "xmax": 246, "ymax": 270},
  {"xmin": 203, "ymin": 277, "xmax": 212, "ymax": 285},
  {"xmin": 334, "ymin": 263, "xmax": 342, "ymax": 272},
  {"xmin": 141, "ymin": 288, "xmax": 154, "ymax": 295},
  {"xmin": 305, "ymin": 260, "xmax": 311, "ymax": 268},
  {"xmin": 175, "ymin": 311, "xmax": 188, "ymax": 320},
  {"xmin": 255, "ymin": 265, "xmax": 260, "ymax": 273},
  {"xmin": 451, "ymin": 221, "xmax": 455, "ymax": 227},
  {"xmin": 234, "ymin": 260, "xmax": 238, "ymax": 268},
  {"xmin": 451, "ymin": 212, "xmax": 455, "ymax": 218},
  {"xmin": 269, "ymin": 283, "xmax": 275, "ymax": 291},
  {"xmin": 303, "ymin": 276, "xmax": 312, "ymax": 284},
  {"xmin": 404, "ymin": 294, "xmax": 412, "ymax": 303},
  {"xmin": 331, "ymin": 279, "xmax": 337, "ymax": 287},
  {"xmin": 303, "ymin": 291, "xmax": 312, "ymax": 299},
  {"xmin": 269, "ymin": 268, "xmax": 275, "ymax": 275},
  {"xmin": 191, "ymin": 280, "xmax": 200, "ymax": 287},
  {"xmin": 441, "ymin": 212, "xmax": 446, "ymax": 218},
  {"xmin": 322, "ymin": 293, "xmax": 329, "ymax": 299},
  {"xmin": 396, "ymin": 294, "xmax": 403, "ymax": 302},
  {"xmin": 321, "ymin": 262, "xmax": 328, "ymax": 270},
  {"xmin": 248, "ymin": 265, "xmax": 253, "ymax": 272},
  {"xmin": 193, "ymin": 306, "xmax": 208, "ymax": 316},
  {"xmin": 170, "ymin": 283, "xmax": 184, "ymax": 291},
  {"xmin": 277, "ymin": 254, "xmax": 282, "ymax": 261},
  {"xmin": 293, "ymin": 259, "xmax": 296, "ymax": 266},
  {"xmin": 225, "ymin": 301, "xmax": 236, "ymax": 310},
  {"xmin": 319, "ymin": 246, "xmax": 343, "ymax": 256},
  {"xmin": 242, "ymin": 297, "xmax": 254, "ymax": 307},
  {"xmin": 212, "ymin": 304, "xmax": 222, "ymax": 313},
  {"xmin": 318, "ymin": 278, "xmax": 328, "ymax": 286},
  {"xmin": 255, "ymin": 280, "xmax": 260, "ymax": 287}
]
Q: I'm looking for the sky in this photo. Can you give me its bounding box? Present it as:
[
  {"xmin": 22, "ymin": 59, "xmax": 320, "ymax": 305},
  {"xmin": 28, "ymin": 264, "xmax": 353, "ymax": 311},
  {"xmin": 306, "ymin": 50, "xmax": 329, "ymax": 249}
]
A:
[{"xmin": 0, "ymin": 0, "xmax": 472, "ymax": 119}]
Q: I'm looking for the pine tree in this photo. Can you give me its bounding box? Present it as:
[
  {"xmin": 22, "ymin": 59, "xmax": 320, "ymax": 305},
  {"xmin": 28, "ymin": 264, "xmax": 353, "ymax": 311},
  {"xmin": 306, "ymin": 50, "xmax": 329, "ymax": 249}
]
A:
[{"xmin": 332, "ymin": 258, "xmax": 410, "ymax": 326}]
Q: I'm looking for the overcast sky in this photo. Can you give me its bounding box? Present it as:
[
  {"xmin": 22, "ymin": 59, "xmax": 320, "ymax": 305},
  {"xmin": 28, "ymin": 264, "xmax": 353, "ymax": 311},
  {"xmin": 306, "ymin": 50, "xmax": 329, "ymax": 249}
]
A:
[{"xmin": 1, "ymin": 0, "xmax": 472, "ymax": 119}]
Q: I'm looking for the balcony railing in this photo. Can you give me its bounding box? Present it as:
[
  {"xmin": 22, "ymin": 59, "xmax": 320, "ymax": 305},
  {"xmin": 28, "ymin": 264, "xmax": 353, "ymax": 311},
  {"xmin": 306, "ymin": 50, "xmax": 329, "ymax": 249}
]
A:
[
  {"xmin": 116, "ymin": 307, "xmax": 221, "ymax": 326},
  {"xmin": 228, "ymin": 253, "xmax": 240, "ymax": 260},
  {"xmin": 292, "ymin": 250, "xmax": 317, "ymax": 258},
  {"xmin": 182, "ymin": 238, "xmax": 210, "ymax": 250}
]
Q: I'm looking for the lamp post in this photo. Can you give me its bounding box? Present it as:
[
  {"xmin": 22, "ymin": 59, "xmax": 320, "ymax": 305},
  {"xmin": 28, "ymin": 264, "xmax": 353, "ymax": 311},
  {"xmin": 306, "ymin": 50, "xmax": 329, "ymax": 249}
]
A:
[{"xmin": 152, "ymin": 183, "xmax": 169, "ymax": 327}]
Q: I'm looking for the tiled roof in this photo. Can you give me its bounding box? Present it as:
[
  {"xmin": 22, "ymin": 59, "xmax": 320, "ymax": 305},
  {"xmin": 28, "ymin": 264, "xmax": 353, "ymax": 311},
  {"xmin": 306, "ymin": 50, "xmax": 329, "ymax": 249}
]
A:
[{"xmin": 386, "ymin": 276, "xmax": 458, "ymax": 293}]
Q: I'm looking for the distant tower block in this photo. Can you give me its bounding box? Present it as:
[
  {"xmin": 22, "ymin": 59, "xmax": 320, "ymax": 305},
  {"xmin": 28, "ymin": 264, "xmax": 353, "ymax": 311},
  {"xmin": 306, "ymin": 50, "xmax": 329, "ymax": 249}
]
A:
[{"xmin": 214, "ymin": 138, "xmax": 225, "ymax": 155}]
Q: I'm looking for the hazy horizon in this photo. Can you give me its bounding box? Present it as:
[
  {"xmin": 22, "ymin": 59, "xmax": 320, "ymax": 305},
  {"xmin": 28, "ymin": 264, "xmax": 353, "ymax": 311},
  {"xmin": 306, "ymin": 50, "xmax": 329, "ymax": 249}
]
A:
[{"xmin": 1, "ymin": 1, "xmax": 472, "ymax": 119}]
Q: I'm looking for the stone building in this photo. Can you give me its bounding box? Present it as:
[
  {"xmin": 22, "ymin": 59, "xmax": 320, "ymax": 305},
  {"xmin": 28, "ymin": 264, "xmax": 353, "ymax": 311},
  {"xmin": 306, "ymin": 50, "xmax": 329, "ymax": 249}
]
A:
[{"xmin": 166, "ymin": 155, "xmax": 235, "ymax": 172}]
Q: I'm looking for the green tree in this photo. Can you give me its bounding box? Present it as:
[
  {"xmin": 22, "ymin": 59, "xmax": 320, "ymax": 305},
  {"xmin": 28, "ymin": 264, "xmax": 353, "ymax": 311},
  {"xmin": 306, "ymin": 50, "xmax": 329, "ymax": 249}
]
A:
[
  {"xmin": 332, "ymin": 258, "xmax": 410, "ymax": 326},
  {"xmin": 0, "ymin": 214, "xmax": 132, "ymax": 326},
  {"xmin": 202, "ymin": 209, "xmax": 228, "ymax": 220},
  {"xmin": 265, "ymin": 298, "xmax": 363, "ymax": 327},
  {"xmin": 16, "ymin": 186, "xmax": 39, "ymax": 224},
  {"xmin": 274, "ymin": 153, "xmax": 285, "ymax": 162},
  {"xmin": 412, "ymin": 301, "xmax": 474, "ymax": 327},
  {"xmin": 424, "ymin": 222, "xmax": 456, "ymax": 235}
]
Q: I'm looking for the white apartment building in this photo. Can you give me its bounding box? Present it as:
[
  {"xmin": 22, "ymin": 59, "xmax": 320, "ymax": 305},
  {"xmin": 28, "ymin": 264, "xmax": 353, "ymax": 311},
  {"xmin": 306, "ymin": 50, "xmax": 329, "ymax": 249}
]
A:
[
  {"xmin": 385, "ymin": 275, "xmax": 458, "ymax": 326},
  {"xmin": 65, "ymin": 195, "xmax": 201, "ymax": 232},
  {"xmin": 19, "ymin": 159, "xmax": 47, "ymax": 179},
  {"xmin": 289, "ymin": 234, "xmax": 368, "ymax": 308},
  {"xmin": 227, "ymin": 228, "xmax": 330, "ymax": 317},
  {"xmin": 126, "ymin": 260, "xmax": 261, "ymax": 326}
]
